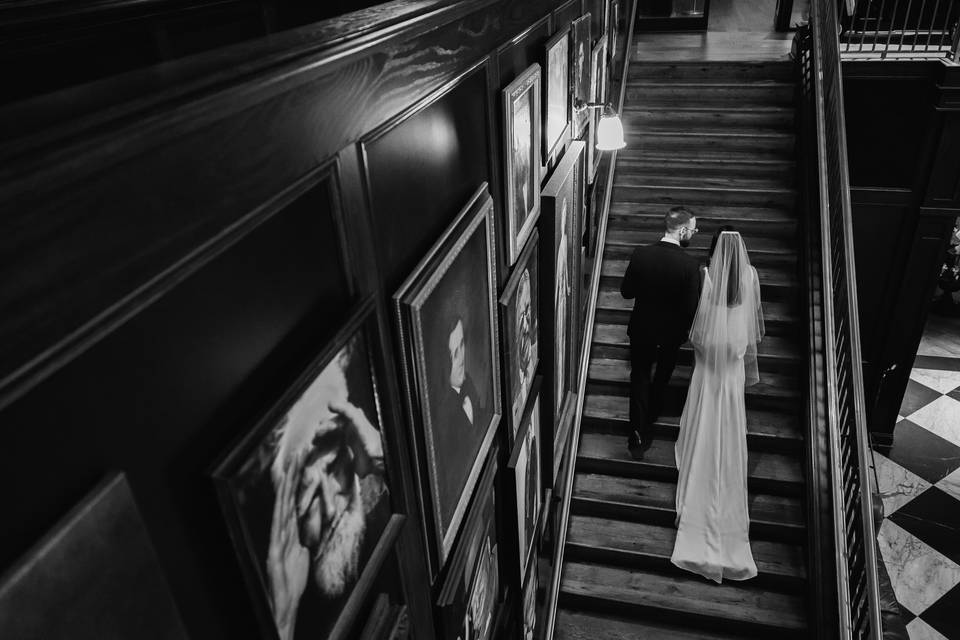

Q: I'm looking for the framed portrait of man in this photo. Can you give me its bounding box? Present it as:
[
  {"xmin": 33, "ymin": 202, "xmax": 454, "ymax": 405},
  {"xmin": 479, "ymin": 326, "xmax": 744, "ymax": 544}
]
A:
[
  {"xmin": 0, "ymin": 474, "xmax": 188, "ymax": 640},
  {"xmin": 587, "ymin": 35, "xmax": 608, "ymax": 185},
  {"xmin": 544, "ymin": 29, "xmax": 570, "ymax": 163},
  {"xmin": 394, "ymin": 184, "xmax": 501, "ymax": 572},
  {"xmin": 498, "ymin": 230, "xmax": 539, "ymax": 441},
  {"xmin": 503, "ymin": 64, "xmax": 542, "ymax": 267},
  {"xmin": 541, "ymin": 142, "xmax": 583, "ymax": 444},
  {"xmin": 508, "ymin": 381, "xmax": 542, "ymax": 583},
  {"xmin": 436, "ymin": 450, "xmax": 500, "ymax": 640},
  {"xmin": 569, "ymin": 14, "xmax": 592, "ymax": 137},
  {"xmin": 213, "ymin": 298, "xmax": 402, "ymax": 640}
]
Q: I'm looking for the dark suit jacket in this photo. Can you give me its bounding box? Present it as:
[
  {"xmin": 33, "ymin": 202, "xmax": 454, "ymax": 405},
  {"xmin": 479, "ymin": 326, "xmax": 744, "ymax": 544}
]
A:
[{"xmin": 620, "ymin": 240, "xmax": 701, "ymax": 345}]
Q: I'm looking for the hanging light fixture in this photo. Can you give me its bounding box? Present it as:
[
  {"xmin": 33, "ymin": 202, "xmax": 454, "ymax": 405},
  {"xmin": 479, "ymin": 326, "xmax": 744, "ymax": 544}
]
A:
[{"xmin": 575, "ymin": 100, "xmax": 626, "ymax": 151}]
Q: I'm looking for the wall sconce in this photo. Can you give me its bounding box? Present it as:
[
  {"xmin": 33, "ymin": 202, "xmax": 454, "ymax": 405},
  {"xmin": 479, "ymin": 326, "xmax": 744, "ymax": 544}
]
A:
[{"xmin": 575, "ymin": 100, "xmax": 626, "ymax": 151}]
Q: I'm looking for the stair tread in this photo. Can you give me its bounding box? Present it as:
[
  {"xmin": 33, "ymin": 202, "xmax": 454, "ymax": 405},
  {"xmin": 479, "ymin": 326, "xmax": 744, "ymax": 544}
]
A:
[
  {"xmin": 555, "ymin": 608, "xmax": 759, "ymax": 640},
  {"xmin": 572, "ymin": 473, "xmax": 805, "ymax": 529},
  {"xmin": 593, "ymin": 323, "xmax": 800, "ymax": 359},
  {"xmin": 567, "ymin": 515, "xmax": 807, "ymax": 580},
  {"xmin": 587, "ymin": 358, "xmax": 801, "ymax": 399},
  {"xmin": 602, "ymin": 260, "xmax": 796, "ymax": 288},
  {"xmin": 583, "ymin": 394, "xmax": 802, "ymax": 441},
  {"xmin": 628, "ymin": 80, "xmax": 795, "ymax": 88},
  {"xmin": 577, "ymin": 432, "xmax": 804, "ymax": 485},
  {"xmin": 614, "ymin": 174, "xmax": 793, "ymax": 190},
  {"xmin": 560, "ymin": 561, "xmax": 807, "ymax": 630},
  {"xmin": 608, "ymin": 202, "xmax": 796, "ymax": 221},
  {"xmin": 631, "ymin": 130, "xmax": 794, "ymax": 140}
]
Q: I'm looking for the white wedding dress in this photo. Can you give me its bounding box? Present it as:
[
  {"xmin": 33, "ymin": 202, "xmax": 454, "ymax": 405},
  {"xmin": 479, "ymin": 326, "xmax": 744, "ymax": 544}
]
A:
[{"xmin": 671, "ymin": 231, "xmax": 764, "ymax": 583}]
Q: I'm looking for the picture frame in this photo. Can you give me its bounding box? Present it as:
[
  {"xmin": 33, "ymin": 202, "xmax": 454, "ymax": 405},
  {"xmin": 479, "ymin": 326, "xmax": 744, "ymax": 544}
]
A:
[
  {"xmin": 503, "ymin": 64, "xmax": 542, "ymax": 267},
  {"xmin": 0, "ymin": 473, "xmax": 188, "ymax": 640},
  {"xmin": 587, "ymin": 34, "xmax": 609, "ymax": 185},
  {"xmin": 507, "ymin": 378, "xmax": 543, "ymax": 584},
  {"xmin": 498, "ymin": 229, "xmax": 540, "ymax": 442},
  {"xmin": 520, "ymin": 551, "xmax": 539, "ymax": 640},
  {"xmin": 212, "ymin": 297, "xmax": 404, "ymax": 640},
  {"xmin": 569, "ymin": 14, "xmax": 593, "ymax": 137},
  {"xmin": 609, "ymin": 0, "xmax": 619, "ymax": 66},
  {"xmin": 436, "ymin": 448, "xmax": 500, "ymax": 640},
  {"xmin": 544, "ymin": 29, "xmax": 570, "ymax": 164},
  {"xmin": 394, "ymin": 184, "xmax": 502, "ymax": 573},
  {"xmin": 540, "ymin": 142, "xmax": 584, "ymax": 457}
]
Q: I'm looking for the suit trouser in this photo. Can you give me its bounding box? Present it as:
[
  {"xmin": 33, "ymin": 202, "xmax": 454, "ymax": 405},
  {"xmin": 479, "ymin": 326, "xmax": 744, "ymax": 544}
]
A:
[{"xmin": 629, "ymin": 338, "xmax": 682, "ymax": 440}]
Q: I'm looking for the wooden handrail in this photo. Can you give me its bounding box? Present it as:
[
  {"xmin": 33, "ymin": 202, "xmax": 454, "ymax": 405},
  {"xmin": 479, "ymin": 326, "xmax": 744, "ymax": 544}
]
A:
[
  {"xmin": 543, "ymin": 1, "xmax": 639, "ymax": 637},
  {"xmin": 800, "ymin": 0, "xmax": 883, "ymax": 636}
]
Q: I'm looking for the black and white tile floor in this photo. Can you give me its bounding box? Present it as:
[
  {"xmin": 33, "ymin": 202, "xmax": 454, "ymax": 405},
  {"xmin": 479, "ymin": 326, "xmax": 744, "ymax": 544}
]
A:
[{"xmin": 872, "ymin": 346, "xmax": 960, "ymax": 640}]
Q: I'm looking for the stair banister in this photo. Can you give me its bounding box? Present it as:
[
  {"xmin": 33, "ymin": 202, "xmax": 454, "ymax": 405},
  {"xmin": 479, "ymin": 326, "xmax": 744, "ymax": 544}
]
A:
[{"xmin": 803, "ymin": 0, "xmax": 883, "ymax": 636}]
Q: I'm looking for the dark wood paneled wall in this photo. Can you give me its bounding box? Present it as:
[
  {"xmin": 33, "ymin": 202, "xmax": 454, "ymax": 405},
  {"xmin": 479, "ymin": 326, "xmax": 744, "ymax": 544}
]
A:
[
  {"xmin": 842, "ymin": 61, "xmax": 960, "ymax": 435},
  {"xmin": 0, "ymin": 0, "xmax": 606, "ymax": 636}
]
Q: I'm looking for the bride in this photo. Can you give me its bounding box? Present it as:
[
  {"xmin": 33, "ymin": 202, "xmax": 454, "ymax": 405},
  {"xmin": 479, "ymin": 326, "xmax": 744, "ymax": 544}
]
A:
[{"xmin": 671, "ymin": 229, "xmax": 764, "ymax": 583}]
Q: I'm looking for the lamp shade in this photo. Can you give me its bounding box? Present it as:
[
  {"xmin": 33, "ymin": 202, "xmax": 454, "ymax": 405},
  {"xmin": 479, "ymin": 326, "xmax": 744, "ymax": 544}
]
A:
[{"xmin": 596, "ymin": 110, "xmax": 626, "ymax": 150}]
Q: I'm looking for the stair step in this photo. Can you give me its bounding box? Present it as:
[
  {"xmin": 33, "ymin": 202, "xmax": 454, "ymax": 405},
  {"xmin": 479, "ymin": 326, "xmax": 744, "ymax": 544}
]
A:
[
  {"xmin": 566, "ymin": 515, "xmax": 807, "ymax": 588},
  {"xmin": 586, "ymin": 359, "xmax": 801, "ymax": 412},
  {"xmin": 628, "ymin": 131, "xmax": 794, "ymax": 159},
  {"xmin": 621, "ymin": 107, "xmax": 794, "ymax": 133},
  {"xmin": 627, "ymin": 61, "xmax": 794, "ymax": 82},
  {"xmin": 591, "ymin": 322, "xmax": 801, "ymax": 371},
  {"xmin": 609, "ymin": 202, "xmax": 796, "ymax": 224},
  {"xmin": 613, "ymin": 183, "xmax": 796, "ymax": 208},
  {"xmin": 603, "ymin": 232, "xmax": 797, "ymax": 267},
  {"xmin": 614, "ymin": 171, "xmax": 792, "ymax": 191},
  {"xmin": 555, "ymin": 608, "xmax": 763, "ymax": 640},
  {"xmin": 616, "ymin": 156, "xmax": 795, "ymax": 182},
  {"xmin": 560, "ymin": 561, "xmax": 807, "ymax": 636},
  {"xmin": 595, "ymin": 289, "xmax": 799, "ymax": 335},
  {"xmin": 577, "ymin": 432, "xmax": 803, "ymax": 495},
  {"xmin": 626, "ymin": 81, "xmax": 794, "ymax": 107},
  {"xmin": 600, "ymin": 260, "xmax": 798, "ymax": 301},
  {"xmin": 572, "ymin": 473, "xmax": 805, "ymax": 541},
  {"xmin": 582, "ymin": 395, "xmax": 803, "ymax": 451}
]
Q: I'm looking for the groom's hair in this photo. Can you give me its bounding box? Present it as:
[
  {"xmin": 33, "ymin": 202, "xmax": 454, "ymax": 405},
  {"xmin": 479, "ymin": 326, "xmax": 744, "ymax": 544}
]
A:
[{"xmin": 664, "ymin": 206, "xmax": 694, "ymax": 233}]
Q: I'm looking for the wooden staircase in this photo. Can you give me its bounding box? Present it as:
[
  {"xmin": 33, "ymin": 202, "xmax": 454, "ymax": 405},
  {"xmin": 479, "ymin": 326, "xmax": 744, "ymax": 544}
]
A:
[{"xmin": 555, "ymin": 60, "xmax": 810, "ymax": 639}]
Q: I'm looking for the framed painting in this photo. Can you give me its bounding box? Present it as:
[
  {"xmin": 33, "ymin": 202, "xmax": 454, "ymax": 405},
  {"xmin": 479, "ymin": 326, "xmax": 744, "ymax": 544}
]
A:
[
  {"xmin": 498, "ymin": 229, "xmax": 539, "ymax": 441},
  {"xmin": 587, "ymin": 34, "xmax": 609, "ymax": 184},
  {"xmin": 609, "ymin": 0, "xmax": 619, "ymax": 66},
  {"xmin": 541, "ymin": 142, "xmax": 584, "ymax": 446},
  {"xmin": 436, "ymin": 450, "xmax": 500, "ymax": 640},
  {"xmin": 569, "ymin": 14, "xmax": 592, "ymax": 137},
  {"xmin": 212, "ymin": 297, "xmax": 403, "ymax": 640},
  {"xmin": 0, "ymin": 473, "xmax": 187, "ymax": 640},
  {"xmin": 394, "ymin": 184, "xmax": 501, "ymax": 572},
  {"xmin": 503, "ymin": 64, "xmax": 542, "ymax": 267},
  {"xmin": 508, "ymin": 378, "xmax": 543, "ymax": 583},
  {"xmin": 544, "ymin": 29, "xmax": 570, "ymax": 163},
  {"xmin": 520, "ymin": 553, "xmax": 538, "ymax": 640}
]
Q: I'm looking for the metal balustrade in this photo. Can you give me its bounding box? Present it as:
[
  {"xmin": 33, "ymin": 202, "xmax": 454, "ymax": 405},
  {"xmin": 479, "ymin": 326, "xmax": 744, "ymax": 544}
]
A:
[{"xmin": 840, "ymin": 0, "xmax": 960, "ymax": 59}]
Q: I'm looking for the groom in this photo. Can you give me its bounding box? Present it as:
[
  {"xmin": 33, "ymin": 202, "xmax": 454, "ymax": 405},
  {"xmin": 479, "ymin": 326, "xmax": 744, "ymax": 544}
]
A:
[{"xmin": 620, "ymin": 206, "xmax": 701, "ymax": 457}]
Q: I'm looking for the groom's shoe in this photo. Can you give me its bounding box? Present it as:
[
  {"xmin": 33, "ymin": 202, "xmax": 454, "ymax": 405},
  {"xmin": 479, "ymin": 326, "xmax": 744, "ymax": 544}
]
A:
[{"xmin": 627, "ymin": 430, "xmax": 653, "ymax": 459}]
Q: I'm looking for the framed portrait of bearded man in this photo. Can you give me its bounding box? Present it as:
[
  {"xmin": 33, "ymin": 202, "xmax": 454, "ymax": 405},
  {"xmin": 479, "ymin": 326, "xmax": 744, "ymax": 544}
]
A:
[
  {"xmin": 498, "ymin": 229, "xmax": 539, "ymax": 442},
  {"xmin": 569, "ymin": 14, "xmax": 592, "ymax": 137},
  {"xmin": 503, "ymin": 63, "xmax": 541, "ymax": 267},
  {"xmin": 213, "ymin": 297, "xmax": 404, "ymax": 640},
  {"xmin": 394, "ymin": 184, "xmax": 501, "ymax": 574}
]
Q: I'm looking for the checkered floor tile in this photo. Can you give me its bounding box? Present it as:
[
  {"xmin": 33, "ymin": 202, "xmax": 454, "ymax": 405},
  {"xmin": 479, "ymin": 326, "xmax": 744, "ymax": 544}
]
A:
[{"xmin": 871, "ymin": 353, "xmax": 960, "ymax": 640}]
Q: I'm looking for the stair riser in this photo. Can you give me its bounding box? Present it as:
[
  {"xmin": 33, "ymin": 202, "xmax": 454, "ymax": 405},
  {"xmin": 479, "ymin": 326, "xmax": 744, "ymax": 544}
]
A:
[
  {"xmin": 613, "ymin": 185, "xmax": 796, "ymax": 208},
  {"xmin": 632, "ymin": 130, "xmax": 793, "ymax": 151},
  {"xmin": 622, "ymin": 109, "xmax": 794, "ymax": 132},
  {"xmin": 603, "ymin": 244, "xmax": 797, "ymax": 268},
  {"xmin": 564, "ymin": 543, "xmax": 806, "ymax": 592},
  {"xmin": 590, "ymin": 342, "xmax": 800, "ymax": 374},
  {"xmin": 628, "ymin": 62, "xmax": 794, "ymax": 82},
  {"xmin": 585, "ymin": 381, "xmax": 801, "ymax": 414},
  {"xmin": 576, "ymin": 456, "xmax": 803, "ymax": 496},
  {"xmin": 579, "ymin": 417, "xmax": 804, "ymax": 453},
  {"xmin": 571, "ymin": 497, "xmax": 806, "ymax": 544},
  {"xmin": 557, "ymin": 591, "xmax": 807, "ymax": 640},
  {"xmin": 618, "ymin": 158, "xmax": 796, "ymax": 182},
  {"xmin": 625, "ymin": 85, "xmax": 794, "ymax": 106},
  {"xmin": 608, "ymin": 214, "xmax": 798, "ymax": 237},
  {"xmin": 614, "ymin": 172, "xmax": 794, "ymax": 191}
]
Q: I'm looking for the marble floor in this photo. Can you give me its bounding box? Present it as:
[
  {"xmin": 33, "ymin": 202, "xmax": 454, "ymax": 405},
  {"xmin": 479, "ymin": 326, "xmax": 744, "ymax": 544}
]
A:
[{"xmin": 872, "ymin": 314, "xmax": 960, "ymax": 640}]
